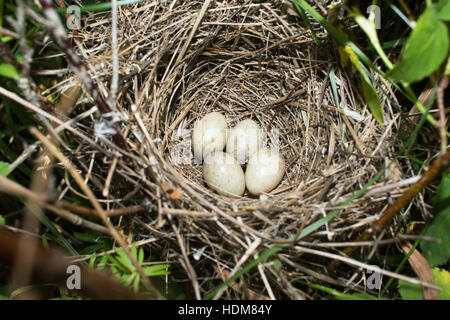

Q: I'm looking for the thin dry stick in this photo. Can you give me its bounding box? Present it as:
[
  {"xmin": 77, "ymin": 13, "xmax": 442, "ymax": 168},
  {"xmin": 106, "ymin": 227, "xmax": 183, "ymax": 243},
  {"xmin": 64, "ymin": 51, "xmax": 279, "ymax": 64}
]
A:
[
  {"xmin": 169, "ymin": 216, "xmax": 201, "ymax": 300},
  {"xmin": 102, "ymin": 155, "xmax": 119, "ymax": 197},
  {"xmin": 213, "ymin": 237, "xmax": 262, "ymax": 300},
  {"xmin": 59, "ymin": 201, "xmax": 146, "ymax": 217},
  {"xmin": 296, "ymin": 235, "xmax": 440, "ymax": 248},
  {"xmin": 257, "ymin": 259, "xmax": 276, "ymax": 300},
  {"xmin": 0, "ymin": 175, "xmax": 145, "ymax": 221},
  {"xmin": 161, "ymin": 208, "xmax": 215, "ymax": 218},
  {"xmin": 295, "ymin": 246, "xmax": 441, "ymax": 291},
  {"xmin": 44, "ymin": 204, "xmax": 111, "ymax": 235},
  {"xmin": 371, "ymin": 149, "xmax": 450, "ymax": 232},
  {"xmin": 0, "ymin": 86, "xmax": 112, "ymax": 157},
  {"xmin": 214, "ymin": 266, "xmax": 270, "ymax": 300},
  {"xmin": 9, "ymin": 105, "xmax": 97, "ymax": 175},
  {"xmin": 162, "ymin": 99, "xmax": 196, "ymax": 146},
  {"xmin": 0, "ymin": 175, "xmax": 111, "ymax": 234},
  {"xmin": 30, "ymin": 128, "xmax": 162, "ymax": 299},
  {"xmin": 174, "ymin": 0, "xmax": 213, "ymax": 66},
  {"xmin": 437, "ymin": 75, "xmax": 448, "ymax": 152},
  {"xmin": 110, "ymin": 0, "xmax": 119, "ymax": 110},
  {"xmin": 0, "ymin": 175, "xmax": 46, "ymax": 204}
]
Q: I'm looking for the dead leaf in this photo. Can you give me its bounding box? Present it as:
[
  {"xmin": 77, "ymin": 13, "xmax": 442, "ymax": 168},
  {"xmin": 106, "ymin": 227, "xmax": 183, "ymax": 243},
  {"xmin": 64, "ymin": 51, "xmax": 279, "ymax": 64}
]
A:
[
  {"xmin": 399, "ymin": 241, "xmax": 440, "ymax": 300},
  {"xmin": 388, "ymin": 160, "xmax": 403, "ymax": 183},
  {"xmin": 169, "ymin": 188, "xmax": 183, "ymax": 200},
  {"xmin": 161, "ymin": 183, "xmax": 173, "ymax": 193}
]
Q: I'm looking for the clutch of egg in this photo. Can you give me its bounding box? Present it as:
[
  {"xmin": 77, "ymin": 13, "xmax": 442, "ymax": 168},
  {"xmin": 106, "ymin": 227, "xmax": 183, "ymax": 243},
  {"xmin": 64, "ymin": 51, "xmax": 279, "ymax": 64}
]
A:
[{"xmin": 193, "ymin": 112, "xmax": 285, "ymax": 196}]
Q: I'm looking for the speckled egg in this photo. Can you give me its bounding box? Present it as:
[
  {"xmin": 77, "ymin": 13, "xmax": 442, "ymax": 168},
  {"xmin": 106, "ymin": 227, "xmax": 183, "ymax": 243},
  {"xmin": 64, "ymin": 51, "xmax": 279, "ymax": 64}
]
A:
[
  {"xmin": 245, "ymin": 148, "xmax": 285, "ymax": 195},
  {"xmin": 192, "ymin": 112, "xmax": 228, "ymax": 162},
  {"xmin": 203, "ymin": 151, "xmax": 245, "ymax": 197}
]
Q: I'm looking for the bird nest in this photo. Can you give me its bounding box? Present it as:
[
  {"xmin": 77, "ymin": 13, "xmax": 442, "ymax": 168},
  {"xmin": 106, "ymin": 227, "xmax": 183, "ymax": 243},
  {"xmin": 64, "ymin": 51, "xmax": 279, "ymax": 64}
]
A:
[{"xmin": 61, "ymin": 0, "xmax": 411, "ymax": 299}]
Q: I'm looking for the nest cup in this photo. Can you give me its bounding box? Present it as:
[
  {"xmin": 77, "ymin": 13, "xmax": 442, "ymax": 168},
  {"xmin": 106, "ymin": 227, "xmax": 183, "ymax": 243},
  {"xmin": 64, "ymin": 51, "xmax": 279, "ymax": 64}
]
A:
[{"xmin": 75, "ymin": 1, "xmax": 405, "ymax": 298}]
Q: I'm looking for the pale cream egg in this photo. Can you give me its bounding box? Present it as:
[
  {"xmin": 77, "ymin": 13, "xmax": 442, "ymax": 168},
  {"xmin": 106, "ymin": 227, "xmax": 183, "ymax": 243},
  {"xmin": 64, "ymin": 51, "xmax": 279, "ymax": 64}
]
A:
[
  {"xmin": 192, "ymin": 112, "xmax": 228, "ymax": 162},
  {"xmin": 226, "ymin": 119, "xmax": 262, "ymax": 164},
  {"xmin": 203, "ymin": 151, "xmax": 245, "ymax": 197},
  {"xmin": 245, "ymin": 148, "xmax": 285, "ymax": 195}
]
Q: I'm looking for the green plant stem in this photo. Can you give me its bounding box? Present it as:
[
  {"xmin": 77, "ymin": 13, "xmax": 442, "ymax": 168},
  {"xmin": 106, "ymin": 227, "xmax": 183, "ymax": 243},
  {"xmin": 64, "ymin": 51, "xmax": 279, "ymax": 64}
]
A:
[
  {"xmin": 371, "ymin": 38, "xmax": 394, "ymax": 70},
  {"xmin": 352, "ymin": 4, "xmax": 394, "ymax": 70}
]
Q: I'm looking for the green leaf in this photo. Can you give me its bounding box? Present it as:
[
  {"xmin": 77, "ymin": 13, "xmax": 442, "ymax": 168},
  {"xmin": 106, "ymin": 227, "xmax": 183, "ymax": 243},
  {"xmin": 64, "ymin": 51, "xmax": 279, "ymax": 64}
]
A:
[
  {"xmin": 122, "ymin": 273, "xmax": 136, "ymax": 287},
  {"xmin": 0, "ymin": 215, "xmax": 5, "ymax": 226},
  {"xmin": 97, "ymin": 255, "xmax": 109, "ymax": 270},
  {"xmin": 0, "ymin": 161, "xmax": 10, "ymax": 177},
  {"xmin": 432, "ymin": 268, "xmax": 450, "ymax": 300},
  {"xmin": 41, "ymin": 234, "xmax": 49, "ymax": 249},
  {"xmin": 421, "ymin": 173, "xmax": 450, "ymax": 267},
  {"xmin": 388, "ymin": 7, "xmax": 449, "ymax": 83},
  {"xmin": 107, "ymin": 253, "xmax": 129, "ymax": 273},
  {"xmin": 340, "ymin": 45, "xmax": 384, "ymax": 126},
  {"xmin": 437, "ymin": 0, "xmax": 450, "ymax": 21},
  {"xmin": 292, "ymin": 1, "xmax": 319, "ymax": 45},
  {"xmin": 0, "ymin": 63, "xmax": 20, "ymax": 79},
  {"xmin": 133, "ymin": 273, "xmax": 140, "ymax": 292},
  {"xmin": 143, "ymin": 264, "xmax": 170, "ymax": 276},
  {"xmin": 399, "ymin": 268, "xmax": 450, "ymax": 300},
  {"xmin": 138, "ymin": 248, "xmax": 144, "ymax": 265},
  {"xmin": 73, "ymin": 231, "xmax": 98, "ymax": 243},
  {"xmin": 398, "ymin": 280, "xmax": 423, "ymax": 300},
  {"xmin": 361, "ymin": 76, "xmax": 384, "ymax": 126},
  {"xmin": 297, "ymin": 280, "xmax": 385, "ymax": 300},
  {"xmin": 270, "ymin": 259, "xmax": 282, "ymax": 273},
  {"xmin": 292, "ymin": 0, "xmax": 381, "ymax": 73},
  {"xmin": 79, "ymin": 243, "xmax": 106, "ymax": 255},
  {"xmin": 88, "ymin": 256, "xmax": 96, "ymax": 267},
  {"xmin": 131, "ymin": 243, "xmax": 137, "ymax": 260}
]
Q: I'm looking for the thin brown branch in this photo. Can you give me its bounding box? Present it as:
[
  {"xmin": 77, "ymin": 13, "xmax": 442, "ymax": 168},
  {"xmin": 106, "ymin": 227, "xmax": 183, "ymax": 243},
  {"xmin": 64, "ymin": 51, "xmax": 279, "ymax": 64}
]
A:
[{"xmin": 437, "ymin": 74, "xmax": 449, "ymax": 152}]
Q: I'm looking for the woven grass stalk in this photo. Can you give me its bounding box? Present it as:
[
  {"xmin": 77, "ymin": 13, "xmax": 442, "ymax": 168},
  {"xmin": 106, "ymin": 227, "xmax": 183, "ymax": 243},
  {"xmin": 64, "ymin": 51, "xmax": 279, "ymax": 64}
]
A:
[{"xmin": 58, "ymin": 1, "xmax": 414, "ymax": 299}]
